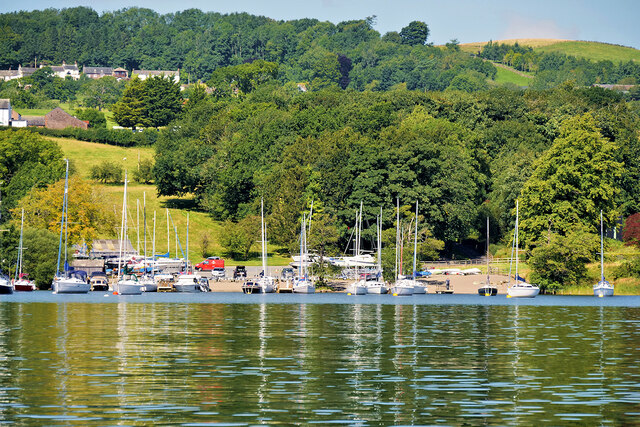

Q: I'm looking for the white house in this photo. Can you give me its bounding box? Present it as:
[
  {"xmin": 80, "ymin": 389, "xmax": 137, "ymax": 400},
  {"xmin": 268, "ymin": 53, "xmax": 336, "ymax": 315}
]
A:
[
  {"xmin": 132, "ymin": 69, "xmax": 180, "ymax": 84},
  {"xmin": 0, "ymin": 99, "xmax": 11, "ymax": 126}
]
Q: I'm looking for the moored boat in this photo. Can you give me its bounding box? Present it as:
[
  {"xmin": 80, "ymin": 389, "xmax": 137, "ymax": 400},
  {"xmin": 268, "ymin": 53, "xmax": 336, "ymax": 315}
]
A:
[
  {"xmin": 244, "ymin": 199, "xmax": 276, "ymax": 294},
  {"xmin": 0, "ymin": 272, "xmax": 13, "ymax": 294},
  {"xmin": 478, "ymin": 217, "xmax": 498, "ymax": 296},
  {"xmin": 594, "ymin": 210, "xmax": 614, "ymax": 297},
  {"xmin": 293, "ymin": 212, "xmax": 315, "ymax": 294},
  {"xmin": 507, "ymin": 200, "xmax": 539, "ymax": 298}
]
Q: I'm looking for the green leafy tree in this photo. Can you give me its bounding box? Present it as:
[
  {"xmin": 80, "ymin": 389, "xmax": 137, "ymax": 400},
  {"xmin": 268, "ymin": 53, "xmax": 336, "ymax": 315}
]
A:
[
  {"xmin": 75, "ymin": 108, "xmax": 106, "ymax": 128},
  {"xmin": 528, "ymin": 229, "xmax": 599, "ymax": 292},
  {"xmin": 219, "ymin": 215, "xmax": 261, "ymax": 260},
  {"xmin": 143, "ymin": 75, "xmax": 183, "ymax": 128},
  {"xmin": 81, "ymin": 76, "xmax": 123, "ymax": 111},
  {"xmin": 399, "ymin": 21, "xmax": 429, "ymax": 46},
  {"xmin": 20, "ymin": 228, "xmax": 64, "ymax": 289},
  {"xmin": 519, "ymin": 114, "xmax": 623, "ymax": 245},
  {"xmin": 90, "ymin": 160, "xmax": 123, "ymax": 183},
  {"xmin": 112, "ymin": 76, "xmax": 147, "ymax": 129},
  {"xmin": 133, "ymin": 158, "xmax": 154, "ymax": 184}
]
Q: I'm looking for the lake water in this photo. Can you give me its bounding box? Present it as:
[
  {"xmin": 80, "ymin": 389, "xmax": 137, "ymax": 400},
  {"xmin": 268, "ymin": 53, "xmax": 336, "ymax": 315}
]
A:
[{"xmin": 1, "ymin": 293, "xmax": 639, "ymax": 425}]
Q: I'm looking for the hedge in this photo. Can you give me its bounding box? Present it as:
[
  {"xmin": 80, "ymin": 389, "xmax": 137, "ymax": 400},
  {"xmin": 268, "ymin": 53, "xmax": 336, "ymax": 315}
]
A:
[{"xmin": 0, "ymin": 126, "xmax": 158, "ymax": 147}]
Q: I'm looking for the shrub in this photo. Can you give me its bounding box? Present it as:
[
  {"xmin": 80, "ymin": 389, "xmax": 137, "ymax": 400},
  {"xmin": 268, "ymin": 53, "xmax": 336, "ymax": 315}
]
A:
[
  {"xmin": 623, "ymin": 213, "xmax": 640, "ymax": 247},
  {"xmin": 90, "ymin": 160, "xmax": 123, "ymax": 183},
  {"xmin": 133, "ymin": 158, "xmax": 154, "ymax": 184}
]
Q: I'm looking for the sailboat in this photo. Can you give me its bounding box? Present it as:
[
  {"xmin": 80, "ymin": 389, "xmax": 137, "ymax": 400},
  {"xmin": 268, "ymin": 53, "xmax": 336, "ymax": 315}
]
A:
[
  {"xmin": 345, "ymin": 203, "xmax": 368, "ymax": 295},
  {"xmin": 13, "ymin": 208, "xmax": 36, "ymax": 291},
  {"xmin": 0, "ymin": 270, "xmax": 12, "ymax": 294},
  {"xmin": 138, "ymin": 193, "xmax": 156, "ymax": 292},
  {"xmin": 174, "ymin": 212, "xmax": 208, "ymax": 292},
  {"xmin": 364, "ymin": 208, "xmax": 388, "ymax": 294},
  {"xmin": 293, "ymin": 213, "xmax": 315, "ymax": 293},
  {"xmin": 507, "ymin": 200, "xmax": 539, "ymax": 298},
  {"xmin": 593, "ymin": 210, "xmax": 614, "ymax": 297},
  {"xmin": 52, "ymin": 159, "xmax": 91, "ymax": 294},
  {"xmin": 115, "ymin": 171, "xmax": 143, "ymax": 295},
  {"xmin": 478, "ymin": 216, "xmax": 498, "ymax": 296},
  {"xmin": 243, "ymin": 198, "xmax": 276, "ymax": 294},
  {"xmin": 410, "ymin": 202, "xmax": 427, "ymax": 294},
  {"xmin": 390, "ymin": 199, "xmax": 414, "ymax": 296}
]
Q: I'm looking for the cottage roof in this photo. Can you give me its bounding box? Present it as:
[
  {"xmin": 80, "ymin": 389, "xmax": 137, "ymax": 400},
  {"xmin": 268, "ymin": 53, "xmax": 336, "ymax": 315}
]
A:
[
  {"xmin": 84, "ymin": 66, "xmax": 113, "ymax": 74},
  {"xmin": 0, "ymin": 70, "xmax": 20, "ymax": 77},
  {"xmin": 133, "ymin": 69, "xmax": 178, "ymax": 77},
  {"xmin": 23, "ymin": 116, "xmax": 45, "ymax": 126},
  {"xmin": 0, "ymin": 99, "xmax": 10, "ymax": 109}
]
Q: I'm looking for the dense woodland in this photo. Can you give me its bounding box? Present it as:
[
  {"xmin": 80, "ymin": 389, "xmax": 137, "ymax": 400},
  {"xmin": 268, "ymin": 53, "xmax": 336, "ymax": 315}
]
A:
[{"xmin": 2, "ymin": 7, "xmax": 640, "ymax": 290}]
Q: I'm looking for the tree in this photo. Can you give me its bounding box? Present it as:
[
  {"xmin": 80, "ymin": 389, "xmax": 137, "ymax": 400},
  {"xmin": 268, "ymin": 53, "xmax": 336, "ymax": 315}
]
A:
[
  {"xmin": 143, "ymin": 75, "xmax": 183, "ymax": 127},
  {"xmin": 528, "ymin": 230, "xmax": 599, "ymax": 292},
  {"xmin": 11, "ymin": 176, "xmax": 117, "ymax": 248},
  {"xmin": 399, "ymin": 21, "xmax": 429, "ymax": 46},
  {"xmin": 306, "ymin": 212, "xmax": 340, "ymax": 284},
  {"xmin": 218, "ymin": 215, "xmax": 261, "ymax": 260},
  {"xmin": 75, "ymin": 107, "xmax": 106, "ymax": 128},
  {"xmin": 90, "ymin": 160, "xmax": 123, "ymax": 183},
  {"xmin": 623, "ymin": 213, "xmax": 640, "ymax": 247},
  {"xmin": 0, "ymin": 130, "xmax": 65, "ymax": 221},
  {"xmin": 133, "ymin": 158, "xmax": 154, "ymax": 184},
  {"xmin": 519, "ymin": 114, "xmax": 623, "ymax": 245},
  {"xmin": 20, "ymin": 228, "xmax": 63, "ymax": 289},
  {"xmin": 112, "ymin": 76, "xmax": 147, "ymax": 129},
  {"xmin": 81, "ymin": 76, "xmax": 122, "ymax": 111}
]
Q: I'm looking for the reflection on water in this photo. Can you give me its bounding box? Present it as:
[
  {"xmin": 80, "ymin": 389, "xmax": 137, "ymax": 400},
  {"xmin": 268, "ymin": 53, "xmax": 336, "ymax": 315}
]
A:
[{"xmin": 0, "ymin": 300, "xmax": 639, "ymax": 424}]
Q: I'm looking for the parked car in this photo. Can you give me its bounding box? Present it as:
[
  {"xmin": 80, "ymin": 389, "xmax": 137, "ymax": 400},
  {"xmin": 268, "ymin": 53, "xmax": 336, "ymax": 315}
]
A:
[
  {"xmin": 211, "ymin": 267, "xmax": 226, "ymax": 280},
  {"xmin": 195, "ymin": 256, "xmax": 225, "ymax": 271},
  {"xmin": 281, "ymin": 267, "xmax": 294, "ymax": 280},
  {"xmin": 233, "ymin": 266, "xmax": 247, "ymax": 280}
]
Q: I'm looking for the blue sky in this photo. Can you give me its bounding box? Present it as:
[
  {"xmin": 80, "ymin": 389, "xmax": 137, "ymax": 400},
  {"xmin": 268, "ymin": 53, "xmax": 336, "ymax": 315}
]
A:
[{"xmin": 3, "ymin": 0, "xmax": 639, "ymax": 49}]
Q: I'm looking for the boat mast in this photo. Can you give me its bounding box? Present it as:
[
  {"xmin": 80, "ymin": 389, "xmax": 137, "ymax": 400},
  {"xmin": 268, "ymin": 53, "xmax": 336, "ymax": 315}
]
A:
[
  {"xmin": 152, "ymin": 210, "xmax": 156, "ymax": 276},
  {"xmin": 354, "ymin": 208, "xmax": 359, "ymax": 281},
  {"xmin": 486, "ymin": 216, "xmax": 490, "ymax": 286},
  {"xmin": 117, "ymin": 171, "xmax": 128, "ymax": 280},
  {"xmin": 299, "ymin": 213, "xmax": 304, "ymax": 280},
  {"xmin": 166, "ymin": 208, "xmax": 170, "ymax": 257},
  {"xmin": 413, "ymin": 201, "xmax": 418, "ymax": 280},
  {"xmin": 378, "ymin": 206, "xmax": 382, "ymax": 277},
  {"xmin": 395, "ymin": 198, "xmax": 399, "ymax": 281},
  {"xmin": 515, "ymin": 199, "xmax": 519, "ymax": 285},
  {"xmin": 56, "ymin": 160, "xmax": 69, "ymax": 277},
  {"xmin": 186, "ymin": 212, "xmax": 189, "ymax": 273},
  {"xmin": 143, "ymin": 193, "xmax": 146, "ymax": 275},
  {"xmin": 136, "ymin": 199, "xmax": 140, "ymax": 255},
  {"xmin": 15, "ymin": 208, "xmax": 25, "ymax": 281},
  {"xmin": 261, "ymin": 198, "xmax": 267, "ymax": 277},
  {"xmin": 600, "ymin": 210, "xmax": 604, "ymax": 282}
]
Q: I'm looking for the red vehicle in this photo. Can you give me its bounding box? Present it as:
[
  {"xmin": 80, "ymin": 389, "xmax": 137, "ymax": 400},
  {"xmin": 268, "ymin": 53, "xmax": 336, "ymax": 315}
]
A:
[{"xmin": 195, "ymin": 256, "xmax": 225, "ymax": 271}]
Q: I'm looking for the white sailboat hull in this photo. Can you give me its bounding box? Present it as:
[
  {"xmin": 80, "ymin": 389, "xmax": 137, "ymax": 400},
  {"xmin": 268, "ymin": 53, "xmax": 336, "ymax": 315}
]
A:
[
  {"xmin": 293, "ymin": 281, "xmax": 315, "ymax": 294},
  {"xmin": 593, "ymin": 281, "xmax": 614, "ymax": 297},
  {"xmin": 116, "ymin": 280, "xmax": 143, "ymax": 295},
  {"xmin": 346, "ymin": 282, "xmax": 367, "ymax": 295},
  {"xmin": 52, "ymin": 277, "xmax": 90, "ymax": 294},
  {"xmin": 365, "ymin": 282, "xmax": 388, "ymax": 294},
  {"xmin": 413, "ymin": 284, "xmax": 427, "ymax": 294},
  {"xmin": 507, "ymin": 283, "xmax": 540, "ymax": 298},
  {"xmin": 389, "ymin": 284, "xmax": 414, "ymax": 296}
]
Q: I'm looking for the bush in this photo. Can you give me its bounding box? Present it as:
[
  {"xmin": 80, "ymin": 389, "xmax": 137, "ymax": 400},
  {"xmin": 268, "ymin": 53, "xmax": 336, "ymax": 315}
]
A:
[
  {"xmin": 74, "ymin": 108, "xmax": 106, "ymax": 128},
  {"xmin": 133, "ymin": 158, "xmax": 154, "ymax": 184},
  {"xmin": 8, "ymin": 126, "xmax": 158, "ymax": 147},
  {"xmin": 613, "ymin": 255, "xmax": 640, "ymax": 279},
  {"xmin": 623, "ymin": 213, "xmax": 640, "ymax": 247},
  {"xmin": 90, "ymin": 160, "xmax": 123, "ymax": 183}
]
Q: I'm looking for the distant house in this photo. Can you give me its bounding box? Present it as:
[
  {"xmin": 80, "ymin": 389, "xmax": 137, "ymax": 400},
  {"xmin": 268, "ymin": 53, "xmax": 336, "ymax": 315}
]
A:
[
  {"xmin": 84, "ymin": 66, "xmax": 113, "ymax": 79},
  {"xmin": 18, "ymin": 65, "xmax": 37, "ymax": 78},
  {"xmin": 22, "ymin": 116, "xmax": 45, "ymax": 127},
  {"xmin": 50, "ymin": 61, "xmax": 80, "ymax": 80},
  {"xmin": 593, "ymin": 84, "xmax": 635, "ymax": 93},
  {"xmin": 132, "ymin": 69, "xmax": 179, "ymax": 83},
  {"xmin": 113, "ymin": 67, "xmax": 128, "ymax": 79},
  {"xmin": 0, "ymin": 69, "xmax": 20, "ymax": 82},
  {"xmin": 10, "ymin": 109, "xmax": 26, "ymax": 127},
  {"xmin": 0, "ymin": 99, "xmax": 10, "ymax": 126},
  {"xmin": 44, "ymin": 107, "xmax": 89, "ymax": 130}
]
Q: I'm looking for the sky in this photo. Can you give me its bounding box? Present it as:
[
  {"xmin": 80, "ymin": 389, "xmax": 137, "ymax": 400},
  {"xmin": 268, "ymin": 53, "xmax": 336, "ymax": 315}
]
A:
[{"xmin": 2, "ymin": 0, "xmax": 639, "ymax": 49}]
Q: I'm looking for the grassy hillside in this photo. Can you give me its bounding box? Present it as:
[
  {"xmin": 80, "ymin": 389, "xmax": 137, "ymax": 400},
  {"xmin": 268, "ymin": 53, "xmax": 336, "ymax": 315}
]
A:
[
  {"xmin": 460, "ymin": 39, "xmax": 640, "ymax": 63},
  {"xmin": 491, "ymin": 66, "xmax": 533, "ymax": 87},
  {"xmin": 52, "ymin": 136, "xmax": 292, "ymax": 266}
]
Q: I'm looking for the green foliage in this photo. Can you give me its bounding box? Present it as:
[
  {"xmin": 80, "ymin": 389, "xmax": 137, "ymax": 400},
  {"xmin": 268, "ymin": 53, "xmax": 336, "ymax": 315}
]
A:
[
  {"xmin": 133, "ymin": 158, "xmax": 154, "ymax": 184},
  {"xmin": 80, "ymin": 76, "xmax": 123, "ymax": 110},
  {"xmin": 528, "ymin": 230, "xmax": 600, "ymax": 292},
  {"xmin": 218, "ymin": 215, "xmax": 260, "ymax": 260},
  {"xmin": 143, "ymin": 75, "xmax": 183, "ymax": 127},
  {"xmin": 0, "ymin": 130, "xmax": 65, "ymax": 220},
  {"xmin": 208, "ymin": 60, "xmax": 279, "ymax": 96},
  {"xmin": 112, "ymin": 76, "xmax": 146, "ymax": 129},
  {"xmin": 519, "ymin": 114, "xmax": 623, "ymax": 245},
  {"xmin": 399, "ymin": 21, "xmax": 429, "ymax": 46},
  {"xmin": 20, "ymin": 228, "xmax": 63, "ymax": 289},
  {"xmin": 90, "ymin": 160, "xmax": 123, "ymax": 183},
  {"xmin": 612, "ymin": 254, "xmax": 640, "ymax": 279},
  {"xmin": 75, "ymin": 108, "xmax": 106, "ymax": 128}
]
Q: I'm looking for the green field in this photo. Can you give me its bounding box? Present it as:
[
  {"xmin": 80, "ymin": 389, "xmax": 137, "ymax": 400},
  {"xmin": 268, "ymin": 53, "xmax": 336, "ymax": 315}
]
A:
[
  {"xmin": 491, "ymin": 66, "xmax": 533, "ymax": 87},
  {"xmin": 461, "ymin": 39, "xmax": 640, "ymax": 63},
  {"xmin": 53, "ymin": 136, "xmax": 292, "ymax": 266},
  {"xmin": 536, "ymin": 41, "xmax": 640, "ymax": 63}
]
